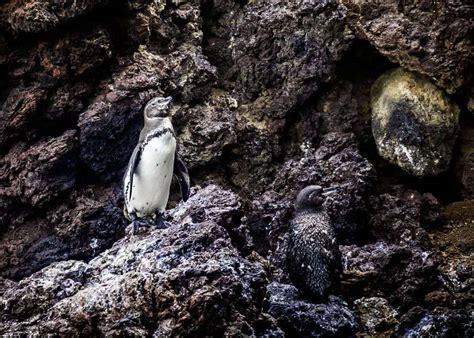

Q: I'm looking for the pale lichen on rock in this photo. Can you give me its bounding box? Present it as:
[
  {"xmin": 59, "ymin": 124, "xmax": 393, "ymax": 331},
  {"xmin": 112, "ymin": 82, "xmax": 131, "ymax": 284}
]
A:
[
  {"xmin": 371, "ymin": 67, "xmax": 460, "ymax": 177},
  {"xmin": 354, "ymin": 297, "xmax": 399, "ymax": 336}
]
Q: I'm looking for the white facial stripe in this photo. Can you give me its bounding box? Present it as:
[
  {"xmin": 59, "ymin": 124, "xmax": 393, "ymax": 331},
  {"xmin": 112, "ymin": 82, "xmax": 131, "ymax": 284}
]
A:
[{"xmin": 145, "ymin": 97, "xmax": 172, "ymax": 116}]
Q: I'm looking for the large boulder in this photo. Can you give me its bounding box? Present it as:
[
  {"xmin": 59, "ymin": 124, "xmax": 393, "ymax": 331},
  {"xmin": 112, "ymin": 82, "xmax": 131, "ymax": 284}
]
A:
[{"xmin": 371, "ymin": 68, "xmax": 460, "ymax": 177}]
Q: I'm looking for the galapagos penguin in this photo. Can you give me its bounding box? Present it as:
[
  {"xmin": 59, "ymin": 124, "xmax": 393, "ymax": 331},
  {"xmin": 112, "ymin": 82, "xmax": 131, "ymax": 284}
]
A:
[{"xmin": 123, "ymin": 96, "xmax": 190, "ymax": 234}]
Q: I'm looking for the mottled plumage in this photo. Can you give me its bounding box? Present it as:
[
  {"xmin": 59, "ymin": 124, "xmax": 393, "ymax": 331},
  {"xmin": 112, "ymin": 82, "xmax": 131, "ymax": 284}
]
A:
[{"xmin": 287, "ymin": 185, "xmax": 340, "ymax": 300}]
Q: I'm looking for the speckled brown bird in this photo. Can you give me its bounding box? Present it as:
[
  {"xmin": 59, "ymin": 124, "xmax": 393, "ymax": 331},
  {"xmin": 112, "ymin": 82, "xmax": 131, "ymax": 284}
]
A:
[{"xmin": 287, "ymin": 185, "xmax": 341, "ymax": 300}]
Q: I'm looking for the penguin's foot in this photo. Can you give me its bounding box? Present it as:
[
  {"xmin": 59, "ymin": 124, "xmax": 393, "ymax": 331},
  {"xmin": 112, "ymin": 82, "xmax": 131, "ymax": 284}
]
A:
[
  {"xmin": 154, "ymin": 213, "xmax": 169, "ymax": 229},
  {"xmin": 132, "ymin": 219, "xmax": 147, "ymax": 235},
  {"xmin": 131, "ymin": 219, "xmax": 150, "ymax": 235},
  {"xmin": 128, "ymin": 212, "xmax": 152, "ymax": 235}
]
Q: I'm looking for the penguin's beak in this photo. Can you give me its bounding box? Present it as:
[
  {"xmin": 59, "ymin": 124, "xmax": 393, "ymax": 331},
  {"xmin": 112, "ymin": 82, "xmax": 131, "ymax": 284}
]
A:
[
  {"xmin": 153, "ymin": 96, "xmax": 172, "ymax": 111},
  {"xmin": 148, "ymin": 97, "xmax": 173, "ymax": 117},
  {"xmin": 321, "ymin": 187, "xmax": 338, "ymax": 196},
  {"xmin": 164, "ymin": 96, "xmax": 173, "ymax": 106}
]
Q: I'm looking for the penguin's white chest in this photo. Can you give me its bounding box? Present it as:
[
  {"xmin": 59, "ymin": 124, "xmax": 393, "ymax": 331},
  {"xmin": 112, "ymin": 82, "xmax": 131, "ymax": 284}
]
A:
[{"xmin": 127, "ymin": 133, "xmax": 176, "ymax": 217}]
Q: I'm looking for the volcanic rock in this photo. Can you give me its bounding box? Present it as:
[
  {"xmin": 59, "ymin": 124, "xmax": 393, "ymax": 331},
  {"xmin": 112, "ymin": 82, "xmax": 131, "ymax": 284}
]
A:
[{"xmin": 371, "ymin": 67, "xmax": 459, "ymax": 176}]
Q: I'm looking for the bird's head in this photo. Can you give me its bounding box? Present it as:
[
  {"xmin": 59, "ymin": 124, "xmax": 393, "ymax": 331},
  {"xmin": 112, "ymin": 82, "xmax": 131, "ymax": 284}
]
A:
[
  {"xmin": 144, "ymin": 96, "xmax": 173, "ymax": 120},
  {"xmin": 295, "ymin": 185, "xmax": 337, "ymax": 212}
]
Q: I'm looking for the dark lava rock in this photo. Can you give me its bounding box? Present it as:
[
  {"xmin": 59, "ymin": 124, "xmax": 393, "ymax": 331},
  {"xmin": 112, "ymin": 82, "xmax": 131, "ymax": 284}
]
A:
[
  {"xmin": 431, "ymin": 202, "xmax": 473, "ymax": 302},
  {"xmin": 371, "ymin": 68, "xmax": 460, "ymax": 177},
  {"xmin": 223, "ymin": 0, "xmax": 352, "ymax": 195},
  {"xmin": 0, "ymin": 185, "xmax": 268, "ymax": 336},
  {"xmin": 353, "ymin": 297, "xmax": 398, "ymax": 336},
  {"xmin": 397, "ymin": 306, "xmax": 473, "ymax": 337},
  {"xmin": 231, "ymin": 0, "xmax": 350, "ymax": 116},
  {"xmin": 368, "ymin": 188, "xmax": 438, "ymax": 247},
  {"xmin": 172, "ymin": 89, "xmax": 238, "ymax": 168},
  {"xmin": 315, "ymin": 79, "xmax": 374, "ymax": 147},
  {"xmin": 0, "ymin": 86, "xmax": 47, "ymax": 148},
  {"xmin": 0, "ymin": 186, "xmax": 125, "ymax": 280},
  {"xmin": 0, "ymin": 29, "xmax": 111, "ymax": 149},
  {"xmin": 1, "ymin": 0, "xmax": 109, "ymax": 34},
  {"xmin": 315, "ymin": 133, "xmax": 376, "ymax": 243},
  {"xmin": 264, "ymin": 282, "xmax": 358, "ymax": 337},
  {"xmin": 170, "ymin": 184, "xmax": 253, "ymax": 254},
  {"xmin": 343, "ymin": 0, "xmax": 473, "ymax": 93},
  {"xmin": 0, "ymin": 130, "xmax": 78, "ymax": 208},
  {"xmin": 457, "ymin": 122, "xmax": 474, "ymax": 198},
  {"xmin": 0, "ymin": 0, "xmax": 471, "ymax": 336},
  {"xmin": 340, "ymin": 242, "xmax": 437, "ymax": 310}
]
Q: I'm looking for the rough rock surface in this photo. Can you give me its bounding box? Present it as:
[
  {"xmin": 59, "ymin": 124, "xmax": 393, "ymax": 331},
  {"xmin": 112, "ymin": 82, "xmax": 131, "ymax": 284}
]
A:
[
  {"xmin": 432, "ymin": 201, "xmax": 473, "ymax": 305},
  {"xmin": 264, "ymin": 282, "xmax": 358, "ymax": 337},
  {"xmin": 0, "ymin": 0, "xmax": 472, "ymax": 336},
  {"xmin": 1, "ymin": 130, "xmax": 78, "ymax": 207},
  {"xmin": 0, "ymin": 187, "xmax": 125, "ymax": 279},
  {"xmin": 341, "ymin": 242, "xmax": 437, "ymax": 310},
  {"xmin": 343, "ymin": 0, "xmax": 473, "ymax": 93},
  {"xmin": 371, "ymin": 68, "xmax": 460, "ymax": 177},
  {"xmin": 354, "ymin": 297, "xmax": 398, "ymax": 336},
  {"xmin": 1, "ymin": 0, "xmax": 109, "ymax": 34},
  {"xmin": 397, "ymin": 306, "xmax": 473, "ymax": 338},
  {"xmin": 221, "ymin": 0, "xmax": 352, "ymax": 195},
  {"xmin": 0, "ymin": 186, "xmax": 269, "ymax": 336},
  {"xmin": 457, "ymin": 120, "xmax": 474, "ymax": 197}
]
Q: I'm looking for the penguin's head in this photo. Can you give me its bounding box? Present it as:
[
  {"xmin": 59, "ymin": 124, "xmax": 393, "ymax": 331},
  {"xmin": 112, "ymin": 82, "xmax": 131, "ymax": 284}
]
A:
[
  {"xmin": 295, "ymin": 185, "xmax": 325, "ymax": 212},
  {"xmin": 295, "ymin": 184, "xmax": 339, "ymax": 212},
  {"xmin": 144, "ymin": 96, "xmax": 173, "ymax": 119}
]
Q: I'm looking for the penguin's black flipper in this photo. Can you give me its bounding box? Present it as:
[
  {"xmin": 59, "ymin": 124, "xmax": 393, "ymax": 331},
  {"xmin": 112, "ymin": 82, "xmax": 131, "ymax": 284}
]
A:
[
  {"xmin": 173, "ymin": 153, "xmax": 190, "ymax": 201},
  {"xmin": 126, "ymin": 144, "xmax": 142, "ymax": 200}
]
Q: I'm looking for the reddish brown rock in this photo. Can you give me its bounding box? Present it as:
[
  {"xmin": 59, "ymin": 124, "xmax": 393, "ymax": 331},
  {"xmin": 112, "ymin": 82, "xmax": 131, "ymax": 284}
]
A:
[{"xmin": 0, "ymin": 130, "xmax": 78, "ymax": 207}]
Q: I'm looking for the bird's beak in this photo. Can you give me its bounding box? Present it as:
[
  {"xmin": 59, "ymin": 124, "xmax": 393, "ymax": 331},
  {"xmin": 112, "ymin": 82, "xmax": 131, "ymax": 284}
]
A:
[
  {"xmin": 321, "ymin": 187, "xmax": 338, "ymax": 196},
  {"xmin": 149, "ymin": 96, "xmax": 173, "ymax": 114}
]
